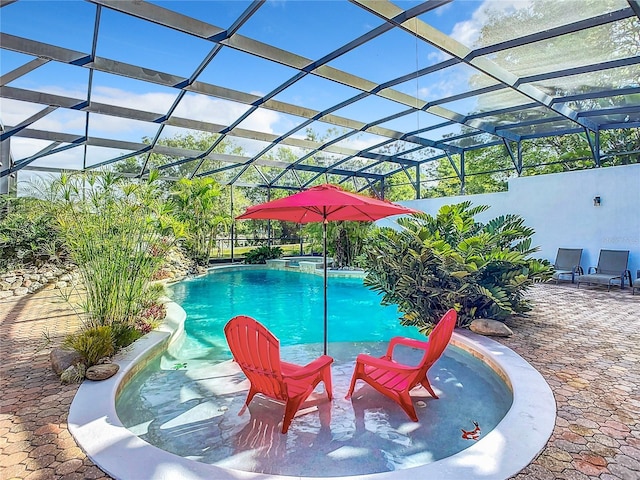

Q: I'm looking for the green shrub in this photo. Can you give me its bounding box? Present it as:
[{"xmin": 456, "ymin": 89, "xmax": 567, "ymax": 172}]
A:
[
  {"xmin": 112, "ymin": 323, "xmax": 143, "ymax": 349},
  {"xmin": 0, "ymin": 195, "xmax": 64, "ymax": 271},
  {"xmin": 244, "ymin": 246, "xmax": 283, "ymax": 264},
  {"xmin": 63, "ymin": 326, "xmax": 115, "ymax": 367},
  {"xmin": 361, "ymin": 202, "xmax": 552, "ymax": 330}
]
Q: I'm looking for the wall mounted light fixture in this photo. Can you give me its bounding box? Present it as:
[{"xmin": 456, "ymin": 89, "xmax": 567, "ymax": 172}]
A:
[{"xmin": 593, "ymin": 196, "xmax": 601, "ymax": 207}]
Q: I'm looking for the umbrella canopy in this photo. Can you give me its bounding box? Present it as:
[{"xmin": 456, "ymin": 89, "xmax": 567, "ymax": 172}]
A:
[
  {"xmin": 236, "ymin": 184, "xmax": 419, "ymax": 354},
  {"xmin": 236, "ymin": 184, "xmax": 418, "ymax": 224}
]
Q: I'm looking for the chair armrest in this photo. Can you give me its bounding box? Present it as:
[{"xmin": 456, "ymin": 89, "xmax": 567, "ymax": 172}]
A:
[
  {"xmin": 283, "ymin": 355, "xmax": 333, "ymax": 380},
  {"xmin": 386, "ymin": 337, "xmax": 429, "ymax": 358},
  {"xmin": 588, "ymin": 266, "xmax": 597, "ymax": 274},
  {"xmin": 573, "ymin": 266, "xmax": 583, "ymax": 275},
  {"xmin": 354, "ymin": 353, "xmax": 416, "ymax": 374}
]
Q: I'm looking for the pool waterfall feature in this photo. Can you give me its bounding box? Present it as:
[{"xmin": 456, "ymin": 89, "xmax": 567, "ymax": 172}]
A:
[{"xmin": 68, "ymin": 265, "xmax": 556, "ymax": 480}]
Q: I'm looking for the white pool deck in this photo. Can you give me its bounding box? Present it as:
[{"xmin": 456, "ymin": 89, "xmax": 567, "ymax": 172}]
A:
[{"xmin": 68, "ymin": 268, "xmax": 556, "ymax": 480}]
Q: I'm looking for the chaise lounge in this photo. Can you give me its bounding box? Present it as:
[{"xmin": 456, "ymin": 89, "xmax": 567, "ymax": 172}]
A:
[
  {"xmin": 551, "ymin": 248, "xmax": 583, "ymax": 284},
  {"xmin": 576, "ymin": 249, "xmax": 631, "ymax": 291}
]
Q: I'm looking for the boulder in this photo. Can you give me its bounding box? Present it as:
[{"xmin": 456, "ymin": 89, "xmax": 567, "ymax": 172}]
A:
[
  {"xmin": 86, "ymin": 363, "xmax": 119, "ymax": 381},
  {"xmin": 51, "ymin": 347, "xmax": 83, "ymax": 375},
  {"xmin": 13, "ymin": 287, "xmax": 29, "ymax": 296},
  {"xmin": 469, "ymin": 318, "xmax": 513, "ymax": 337}
]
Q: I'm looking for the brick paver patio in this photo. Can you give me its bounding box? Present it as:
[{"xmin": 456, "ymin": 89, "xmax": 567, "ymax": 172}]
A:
[{"xmin": 1, "ymin": 282, "xmax": 638, "ymax": 479}]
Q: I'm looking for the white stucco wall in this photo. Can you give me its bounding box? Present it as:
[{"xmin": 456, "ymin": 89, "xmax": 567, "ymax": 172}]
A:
[{"xmin": 388, "ymin": 164, "xmax": 640, "ymax": 283}]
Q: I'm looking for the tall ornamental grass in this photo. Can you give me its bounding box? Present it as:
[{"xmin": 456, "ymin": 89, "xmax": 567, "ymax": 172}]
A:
[{"xmin": 53, "ymin": 172, "xmax": 176, "ymax": 328}]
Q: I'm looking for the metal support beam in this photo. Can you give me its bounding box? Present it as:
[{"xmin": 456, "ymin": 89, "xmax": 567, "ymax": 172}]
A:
[
  {"xmin": 445, "ymin": 151, "xmax": 461, "ymax": 179},
  {"xmin": 1, "ymin": 138, "xmax": 12, "ymax": 194},
  {"xmin": 502, "ymin": 139, "xmax": 521, "ymax": 175},
  {"xmin": 230, "ymin": 185, "xmax": 235, "ymax": 263},
  {"xmin": 595, "ymin": 129, "xmax": 601, "ymax": 167},
  {"xmin": 628, "ymin": 0, "xmax": 640, "ymax": 18},
  {"xmin": 584, "ymin": 127, "xmax": 601, "ymax": 168},
  {"xmin": 517, "ymin": 141, "xmax": 523, "ymax": 175},
  {"xmin": 460, "ymin": 151, "xmax": 465, "ymax": 195},
  {"xmin": 267, "ymin": 187, "xmax": 272, "ymax": 248}
]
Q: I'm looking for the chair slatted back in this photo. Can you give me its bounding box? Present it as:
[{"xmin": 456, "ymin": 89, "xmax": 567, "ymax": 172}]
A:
[
  {"xmin": 416, "ymin": 309, "xmax": 457, "ymax": 380},
  {"xmin": 597, "ymin": 249, "xmax": 629, "ymax": 275},
  {"xmin": 224, "ymin": 315, "xmax": 285, "ymax": 401}
]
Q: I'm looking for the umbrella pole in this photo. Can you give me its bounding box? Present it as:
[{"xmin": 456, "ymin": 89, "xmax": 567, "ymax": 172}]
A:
[{"xmin": 323, "ymin": 218, "xmax": 328, "ymax": 356}]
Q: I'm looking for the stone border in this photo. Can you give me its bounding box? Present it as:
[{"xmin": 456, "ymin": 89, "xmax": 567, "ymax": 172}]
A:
[{"xmin": 69, "ymin": 265, "xmax": 556, "ymax": 480}]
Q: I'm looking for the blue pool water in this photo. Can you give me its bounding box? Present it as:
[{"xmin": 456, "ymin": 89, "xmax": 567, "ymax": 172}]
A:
[
  {"xmin": 167, "ymin": 268, "xmax": 423, "ymax": 361},
  {"xmin": 116, "ymin": 268, "xmax": 513, "ymax": 476}
]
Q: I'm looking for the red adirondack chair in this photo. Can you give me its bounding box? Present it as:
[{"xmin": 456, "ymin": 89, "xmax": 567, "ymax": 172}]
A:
[
  {"xmin": 224, "ymin": 315, "xmax": 334, "ymax": 433},
  {"xmin": 345, "ymin": 308, "xmax": 457, "ymax": 421}
]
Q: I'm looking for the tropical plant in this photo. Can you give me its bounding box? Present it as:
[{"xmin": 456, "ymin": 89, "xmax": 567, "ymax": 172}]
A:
[
  {"xmin": 170, "ymin": 177, "xmax": 231, "ymax": 264},
  {"xmin": 244, "ymin": 245, "xmax": 283, "ymax": 264},
  {"xmin": 361, "ymin": 202, "xmax": 552, "ymax": 330}
]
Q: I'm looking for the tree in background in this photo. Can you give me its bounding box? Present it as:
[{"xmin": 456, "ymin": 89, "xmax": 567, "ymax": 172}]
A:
[
  {"xmin": 414, "ymin": 0, "xmax": 639, "ymax": 196},
  {"xmin": 170, "ymin": 177, "xmax": 230, "ymax": 264}
]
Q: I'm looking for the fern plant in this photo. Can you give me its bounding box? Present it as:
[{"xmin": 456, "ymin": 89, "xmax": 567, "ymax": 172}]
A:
[{"xmin": 361, "ymin": 202, "xmax": 552, "ymax": 330}]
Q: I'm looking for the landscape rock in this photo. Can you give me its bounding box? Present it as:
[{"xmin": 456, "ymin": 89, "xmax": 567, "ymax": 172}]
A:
[
  {"xmin": 1, "ymin": 262, "xmax": 79, "ymax": 296},
  {"xmin": 86, "ymin": 363, "xmax": 119, "ymax": 381},
  {"xmin": 469, "ymin": 318, "xmax": 513, "ymax": 337},
  {"xmin": 51, "ymin": 347, "xmax": 83, "ymax": 375},
  {"xmin": 60, "ymin": 364, "xmax": 86, "ymax": 384},
  {"xmin": 28, "ymin": 282, "xmax": 44, "ymax": 293}
]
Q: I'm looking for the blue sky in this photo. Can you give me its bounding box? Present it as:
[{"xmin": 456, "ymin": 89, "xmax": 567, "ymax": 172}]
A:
[{"xmin": 0, "ymin": 0, "xmax": 542, "ymax": 169}]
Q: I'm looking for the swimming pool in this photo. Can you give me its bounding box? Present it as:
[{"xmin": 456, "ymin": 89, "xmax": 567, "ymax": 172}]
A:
[
  {"xmin": 72, "ymin": 265, "xmax": 555, "ymax": 480},
  {"xmin": 165, "ymin": 268, "xmax": 425, "ymax": 361},
  {"xmin": 115, "ymin": 267, "xmax": 515, "ymax": 477}
]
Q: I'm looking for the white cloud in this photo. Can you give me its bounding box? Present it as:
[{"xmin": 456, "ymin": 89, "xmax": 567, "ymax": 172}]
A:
[
  {"xmin": 335, "ymin": 134, "xmax": 382, "ymax": 152},
  {"xmin": 1, "ymin": 99, "xmax": 43, "ymax": 126},
  {"xmin": 174, "ymin": 92, "xmax": 280, "ymax": 135},
  {"xmin": 91, "ymin": 86, "xmax": 176, "ymax": 114},
  {"xmin": 449, "ymin": 0, "xmax": 533, "ymax": 48},
  {"xmin": 4, "ymin": 83, "xmax": 286, "ymax": 171}
]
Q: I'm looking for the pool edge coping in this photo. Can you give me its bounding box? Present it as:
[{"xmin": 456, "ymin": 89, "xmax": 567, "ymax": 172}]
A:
[{"xmin": 68, "ymin": 266, "xmax": 556, "ymax": 480}]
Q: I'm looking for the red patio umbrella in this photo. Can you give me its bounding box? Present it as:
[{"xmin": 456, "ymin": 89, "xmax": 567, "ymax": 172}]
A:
[{"xmin": 236, "ymin": 184, "xmax": 418, "ymax": 354}]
